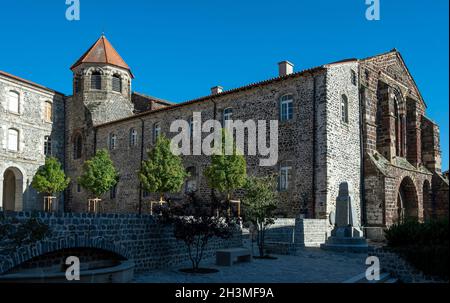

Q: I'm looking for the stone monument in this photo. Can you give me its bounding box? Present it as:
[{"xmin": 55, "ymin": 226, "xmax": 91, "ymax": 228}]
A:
[{"xmin": 321, "ymin": 182, "xmax": 368, "ymax": 252}]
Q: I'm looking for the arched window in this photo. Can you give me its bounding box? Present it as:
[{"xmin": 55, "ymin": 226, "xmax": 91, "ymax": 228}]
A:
[
  {"xmin": 341, "ymin": 95, "xmax": 349, "ymax": 123},
  {"xmin": 8, "ymin": 128, "xmax": 19, "ymax": 152},
  {"xmin": 129, "ymin": 128, "xmax": 138, "ymax": 147},
  {"xmin": 44, "ymin": 136, "xmax": 52, "ymax": 156},
  {"xmin": 73, "ymin": 133, "xmax": 83, "ymax": 159},
  {"xmin": 8, "ymin": 91, "xmax": 20, "ymax": 114},
  {"xmin": 223, "ymin": 108, "xmax": 233, "ymax": 127},
  {"xmin": 153, "ymin": 122, "xmax": 161, "ymax": 144},
  {"xmin": 278, "ymin": 160, "xmax": 292, "ymax": 191},
  {"xmin": 91, "ymin": 71, "xmax": 102, "ymax": 90},
  {"xmin": 280, "ymin": 94, "xmax": 294, "ymax": 121},
  {"xmin": 112, "ymin": 74, "xmax": 122, "ymax": 93},
  {"xmin": 44, "ymin": 101, "xmax": 53, "ymax": 123},
  {"xmin": 109, "ymin": 133, "xmax": 117, "ymax": 150}
]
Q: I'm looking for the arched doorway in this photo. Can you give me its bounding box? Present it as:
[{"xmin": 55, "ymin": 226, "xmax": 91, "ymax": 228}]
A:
[
  {"xmin": 397, "ymin": 177, "xmax": 418, "ymax": 223},
  {"xmin": 422, "ymin": 180, "xmax": 433, "ymax": 220},
  {"xmin": 2, "ymin": 167, "xmax": 24, "ymax": 211}
]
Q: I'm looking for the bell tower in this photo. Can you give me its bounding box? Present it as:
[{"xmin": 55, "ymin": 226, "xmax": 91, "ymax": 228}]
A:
[{"xmin": 65, "ymin": 35, "xmax": 134, "ymax": 212}]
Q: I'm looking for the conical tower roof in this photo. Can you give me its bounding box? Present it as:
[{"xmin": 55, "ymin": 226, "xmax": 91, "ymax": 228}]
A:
[{"xmin": 71, "ymin": 35, "xmax": 132, "ymax": 75}]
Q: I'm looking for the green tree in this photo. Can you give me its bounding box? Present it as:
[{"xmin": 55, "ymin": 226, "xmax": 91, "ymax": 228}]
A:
[
  {"xmin": 31, "ymin": 157, "xmax": 70, "ymax": 197},
  {"xmin": 78, "ymin": 149, "xmax": 119, "ymax": 199},
  {"xmin": 242, "ymin": 176, "xmax": 278, "ymax": 258},
  {"xmin": 139, "ymin": 135, "xmax": 188, "ymax": 202},
  {"xmin": 204, "ymin": 129, "xmax": 247, "ymax": 206}
]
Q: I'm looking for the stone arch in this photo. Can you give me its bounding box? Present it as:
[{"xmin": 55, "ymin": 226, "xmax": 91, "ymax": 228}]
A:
[
  {"xmin": 0, "ymin": 165, "xmax": 26, "ymax": 212},
  {"xmin": 396, "ymin": 176, "xmax": 419, "ymax": 223},
  {"xmin": 0, "ymin": 234, "xmax": 131, "ymax": 275},
  {"xmin": 84, "ymin": 66, "xmax": 106, "ymax": 76}
]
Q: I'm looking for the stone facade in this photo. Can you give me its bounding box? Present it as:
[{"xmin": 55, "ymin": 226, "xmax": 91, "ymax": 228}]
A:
[
  {"xmin": 1, "ymin": 38, "xmax": 447, "ymax": 240},
  {"xmin": 359, "ymin": 50, "xmax": 448, "ymax": 239},
  {"xmin": 0, "ymin": 72, "xmax": 65, "ymax": 212}
]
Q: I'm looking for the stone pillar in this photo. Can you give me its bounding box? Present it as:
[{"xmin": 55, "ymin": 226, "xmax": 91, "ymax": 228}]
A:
[
  {"xmin": 406, "ymin": 99, "xmax": 422, "ymax": 167},
  {"xmin": 377, "ymin": 85, "xmax": 397, "ymax": 162},
  {"xmin": 421, "ymin": 117, "xmax": 442, "ymax": 173}
]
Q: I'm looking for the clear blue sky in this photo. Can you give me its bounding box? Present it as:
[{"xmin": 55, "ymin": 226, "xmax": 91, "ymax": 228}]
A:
[{"xmin": 1, "ymin": 0, "xmax": 448, "ymax": 170}]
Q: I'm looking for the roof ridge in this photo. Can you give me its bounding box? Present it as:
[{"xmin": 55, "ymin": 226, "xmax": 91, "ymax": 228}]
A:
[{"xmin": 0, "ymin": 70, "xmax": 65, "ymax": 96}]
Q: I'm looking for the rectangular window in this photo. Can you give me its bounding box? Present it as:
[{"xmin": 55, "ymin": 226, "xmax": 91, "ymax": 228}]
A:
[
  {"xmin": 44, "ymin": 102, "xmax": 53, "ymax": 123},
  {"xmin": 278, "ymin": 164, "xmax": 292, "ymax": 191},
  {"xmin": 351, "ymin": 70, "xmax": 357, "ymax": 86},
  {"xmin": 44, "ymin": 136, "xmax": 52, "ymax": 156},
  {"xmin": 223, "ymin": 108, "xmax": 233, "ymax": 127},
  {"xmin": 280, "ymin": 95, "xmax": 294, "ymax": 121},
  {"xmin": 91, "ymin": 74, "xmax": 102, "ymax": 90},
  {"xmin": 153, "ymin": 123, "xmax": 161, "ymax": 144},
  {"xmin": 112, "ymin": 76, "xmax": 122, "ymax": 93},
  {"xmin": 8, "ymin": 129, "xmax": 19, "ymax": 151},
  {"xmin": 8, "ymin": 91, "xmax": 19, "ymax": 113}
]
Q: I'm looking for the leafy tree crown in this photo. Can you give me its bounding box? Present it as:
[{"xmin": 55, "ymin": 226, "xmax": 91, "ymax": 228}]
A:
[
  {"xmin": 78, "ymin": 149, "xmax": 119, "ymax": 198},
  {"xmin": 139, "ymin": 135, "xmax": 188, "ymax": 197},
  {"xmin": 204, "ymin": 129, "xmax": 247, "ymax": 196},
  {"xmin": 31, "ymin": 157, "xmax": 70, "ymax": 196}
]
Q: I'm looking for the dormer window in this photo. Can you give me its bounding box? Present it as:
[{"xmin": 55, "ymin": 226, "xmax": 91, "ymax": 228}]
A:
[
  {"xmin": 91, "ymin": 72, "xmax": 102, "ymax": 90},
  {"xmin": 112, "ymin": 74, "xmax": 122, "ymax": 93}
]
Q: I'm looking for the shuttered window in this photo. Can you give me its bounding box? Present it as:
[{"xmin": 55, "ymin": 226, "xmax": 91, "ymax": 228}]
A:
[{"xmin": 8, "ymin": 91, "xmax": 19, "ymax": 113}]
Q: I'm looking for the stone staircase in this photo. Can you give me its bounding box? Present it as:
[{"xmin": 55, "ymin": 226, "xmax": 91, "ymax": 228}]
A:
[{"xmin": 343, "ymin": 271, "xmax": 398, "ymax": 283}]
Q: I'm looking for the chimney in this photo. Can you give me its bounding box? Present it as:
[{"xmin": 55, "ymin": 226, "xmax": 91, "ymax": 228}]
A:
[
  {"xmin": 278, "ymin": 61, "xmax": 294, "ymax": 77},
  {"xmin": 211, "ymin": 86, "xmax": 223, "ymax": 95}
]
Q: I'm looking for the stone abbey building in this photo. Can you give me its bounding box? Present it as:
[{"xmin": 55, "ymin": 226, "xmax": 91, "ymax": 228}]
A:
[{"xmin": 1, "ymin": 36, "xmax": 448, "ymax": 238}]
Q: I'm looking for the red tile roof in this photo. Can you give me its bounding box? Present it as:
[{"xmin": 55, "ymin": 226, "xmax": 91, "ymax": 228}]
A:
[{"xmin": 71, "ymin": 35, "xmax": 132, "ymax": 76}]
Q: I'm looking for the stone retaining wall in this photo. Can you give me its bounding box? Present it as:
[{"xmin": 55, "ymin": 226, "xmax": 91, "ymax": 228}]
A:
[
  {"xmin": 369, "ymin": 247, "xmax": 448, "ymax": 283},
  {"xmin": 0, "ymin": 211, "xmax": 242, "ymax": 274}
]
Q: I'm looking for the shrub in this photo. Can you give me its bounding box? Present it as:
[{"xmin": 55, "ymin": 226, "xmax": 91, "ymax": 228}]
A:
[
  {"xmin": 385, "ymin": 219, "xmax": 449, "ymax": 279},
  {"xmin": 156, "ymin": 192, "xmax": 239, "ymax": 272}
]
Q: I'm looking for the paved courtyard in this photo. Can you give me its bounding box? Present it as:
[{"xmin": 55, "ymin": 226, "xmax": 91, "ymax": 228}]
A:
[{"xmin": 134, "ymin": 248, "xmax": 368, "ymax": 283}]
